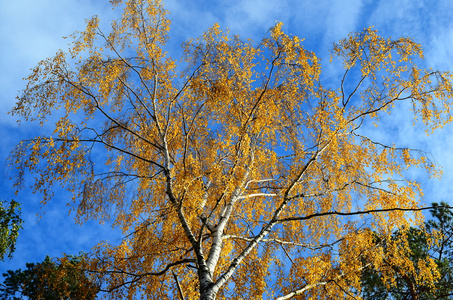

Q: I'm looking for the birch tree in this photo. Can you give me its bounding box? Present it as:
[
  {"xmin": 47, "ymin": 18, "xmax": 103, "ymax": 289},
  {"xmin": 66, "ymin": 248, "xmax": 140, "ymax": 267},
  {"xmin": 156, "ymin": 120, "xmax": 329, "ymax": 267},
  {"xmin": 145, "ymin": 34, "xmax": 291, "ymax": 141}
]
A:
[{"xmin": 9, "ymin": 0, "xmax": 453, "ymax": 299}]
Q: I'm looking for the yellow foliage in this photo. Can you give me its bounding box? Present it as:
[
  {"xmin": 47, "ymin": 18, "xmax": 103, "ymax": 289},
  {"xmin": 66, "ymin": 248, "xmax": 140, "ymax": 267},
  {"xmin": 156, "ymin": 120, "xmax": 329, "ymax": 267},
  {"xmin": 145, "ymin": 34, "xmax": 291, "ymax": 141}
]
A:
[{"xmin": 9, "ymin": 0, "xmax": 453, "ymax": 299}]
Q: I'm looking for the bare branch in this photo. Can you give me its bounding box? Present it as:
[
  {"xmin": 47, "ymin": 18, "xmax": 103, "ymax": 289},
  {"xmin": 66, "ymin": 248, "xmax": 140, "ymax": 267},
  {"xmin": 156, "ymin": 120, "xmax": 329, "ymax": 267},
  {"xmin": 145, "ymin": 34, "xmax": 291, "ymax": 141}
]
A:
[{"xmin": 277, "ymin": 206, "xmax": 450, "ymax": 223}]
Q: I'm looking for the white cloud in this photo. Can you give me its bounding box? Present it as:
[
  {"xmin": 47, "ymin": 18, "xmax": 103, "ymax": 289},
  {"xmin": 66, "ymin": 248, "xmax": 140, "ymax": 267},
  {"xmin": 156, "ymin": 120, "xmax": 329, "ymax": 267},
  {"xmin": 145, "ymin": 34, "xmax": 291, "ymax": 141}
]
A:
[
  {"xmin": 0, "ymin": 0, "xmax": 115, "ymax": 121},
  {"xmin": 365, "ymin": 0, "xmax": 453, "ymax": 67},
  {"xmin": 0, "ymin": 0, "xmax": 117, "ymax": 274},
  {"xmin": 322, "ymin": 0, "xmax": 364, "ymax": 43},
  {"xmin": 425, "ymin": 25, "xmax": 453, "ymax": 70},
  {"xmin": 221, "ymin": 0, "xmax": 290, "ymax": 35}
]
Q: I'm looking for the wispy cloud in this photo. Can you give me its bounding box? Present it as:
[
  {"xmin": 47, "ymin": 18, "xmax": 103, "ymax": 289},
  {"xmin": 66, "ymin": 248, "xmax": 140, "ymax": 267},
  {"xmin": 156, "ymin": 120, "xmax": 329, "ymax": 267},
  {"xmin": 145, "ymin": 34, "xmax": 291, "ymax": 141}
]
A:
[{"xmin": 0, "ymin": 0, "xmax": 114, "ymax": 119}]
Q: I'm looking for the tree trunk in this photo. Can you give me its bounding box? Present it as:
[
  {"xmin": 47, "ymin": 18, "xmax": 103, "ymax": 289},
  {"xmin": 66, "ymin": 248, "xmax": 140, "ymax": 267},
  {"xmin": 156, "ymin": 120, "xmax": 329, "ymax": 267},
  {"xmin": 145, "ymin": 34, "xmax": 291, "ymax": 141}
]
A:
[
  {"xmin": 200, "ymin": 290, "xmax": 217, "ymax": 300},
  {"xmin": 198, "ymin": 268, "xmax": 218, "ymax": 300},
  {"xmin": 403, "ymin": 275, "xmax": 419, "ymax": 300}
]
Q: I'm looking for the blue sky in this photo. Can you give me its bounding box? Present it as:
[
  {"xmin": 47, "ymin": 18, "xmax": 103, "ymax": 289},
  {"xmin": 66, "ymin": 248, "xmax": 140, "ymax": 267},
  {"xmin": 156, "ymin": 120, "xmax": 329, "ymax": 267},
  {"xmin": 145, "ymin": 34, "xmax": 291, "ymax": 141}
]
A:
[{"xmin": 1, "ymin": 0, "xmax": 453, "ymax": 284}]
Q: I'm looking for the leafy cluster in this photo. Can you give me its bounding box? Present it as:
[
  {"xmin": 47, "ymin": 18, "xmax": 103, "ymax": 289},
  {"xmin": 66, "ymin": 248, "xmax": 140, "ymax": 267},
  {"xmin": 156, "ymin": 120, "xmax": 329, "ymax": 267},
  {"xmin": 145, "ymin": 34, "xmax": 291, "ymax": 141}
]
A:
[
  {"xmin": 361, "ymin": 203, "xmax": 453, "ymax": 300},
  {"xmin": 0, "ymin": 200, "xmax": 23, "ymax": 261},
  {"xmin": 0, "ymin": 254, "xmax": 99, "ymax": 300}
]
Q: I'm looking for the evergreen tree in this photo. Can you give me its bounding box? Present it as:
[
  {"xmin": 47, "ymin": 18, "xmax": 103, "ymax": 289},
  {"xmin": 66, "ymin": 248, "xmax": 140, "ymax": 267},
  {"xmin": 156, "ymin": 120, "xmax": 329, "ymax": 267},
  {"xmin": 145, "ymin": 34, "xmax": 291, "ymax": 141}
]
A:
[
  {"xmin": 361, "ymin": 203, "xmax": 453, "ymax": 300},
  {"xmin": 0, "ymin": 254, "xmax": 99, "ymax": 300}
]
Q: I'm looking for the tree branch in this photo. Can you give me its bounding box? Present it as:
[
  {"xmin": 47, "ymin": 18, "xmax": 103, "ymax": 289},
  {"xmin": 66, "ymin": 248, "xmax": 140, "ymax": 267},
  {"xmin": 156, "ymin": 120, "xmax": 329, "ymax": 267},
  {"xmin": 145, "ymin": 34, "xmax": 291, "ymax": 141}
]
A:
[{"xmin": 277, "ymin": 206, "xmax": 451, "ymax": 223}]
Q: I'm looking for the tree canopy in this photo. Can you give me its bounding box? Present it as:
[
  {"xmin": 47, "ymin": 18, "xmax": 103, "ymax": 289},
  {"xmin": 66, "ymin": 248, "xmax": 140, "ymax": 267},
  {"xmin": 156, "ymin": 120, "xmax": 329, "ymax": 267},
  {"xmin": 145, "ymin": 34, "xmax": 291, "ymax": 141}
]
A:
[
  {"xmin": 361, "ymin": 203, "xmax": 453, "ymax": 300},
  {"xmin": 0, "ymin": 254, "xmax": 99, "ymax": 300},
  {"xmin": 0, "ymin": 200, "xmax": 23, "ymax": 261},
  {"xmin": 9, "ymin": 0, "xmax": 453, "ymax": 299}
]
